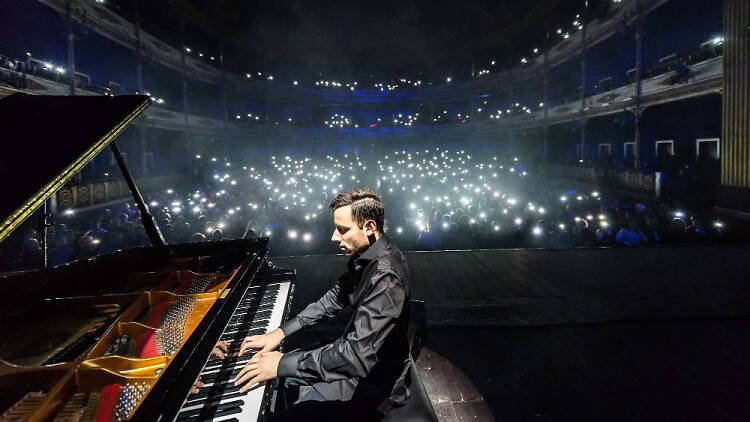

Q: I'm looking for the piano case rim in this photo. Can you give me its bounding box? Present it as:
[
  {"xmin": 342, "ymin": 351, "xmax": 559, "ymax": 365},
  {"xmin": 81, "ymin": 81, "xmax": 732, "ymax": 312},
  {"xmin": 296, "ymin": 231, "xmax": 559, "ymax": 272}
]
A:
[{"xmin": 129, "ymin": 242, "xmax": 268, "ymax": 421}]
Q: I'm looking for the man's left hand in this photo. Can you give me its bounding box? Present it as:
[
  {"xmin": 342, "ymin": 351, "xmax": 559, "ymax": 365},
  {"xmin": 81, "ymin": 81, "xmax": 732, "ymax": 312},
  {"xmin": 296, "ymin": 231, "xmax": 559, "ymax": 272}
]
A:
[{"xmin": 234, "ymin": 351, "xmax": 283, "ymax": 393}]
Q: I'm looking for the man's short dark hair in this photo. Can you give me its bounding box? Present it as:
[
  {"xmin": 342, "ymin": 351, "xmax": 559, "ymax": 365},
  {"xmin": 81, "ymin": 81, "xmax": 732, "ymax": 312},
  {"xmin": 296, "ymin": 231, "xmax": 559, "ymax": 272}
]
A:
[{"xmin": 329, "ymin": 188, "xmax": 385, "ymax": 233}]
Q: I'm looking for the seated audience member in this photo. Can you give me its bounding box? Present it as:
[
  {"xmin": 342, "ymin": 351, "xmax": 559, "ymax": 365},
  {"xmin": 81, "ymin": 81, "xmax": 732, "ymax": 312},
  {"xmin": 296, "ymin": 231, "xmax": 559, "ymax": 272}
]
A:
[
  {"xmin": 643, "ymin": 213, "xmax": 662, "ymax": 244},
  {"xmin": 616, "ymin": 219, "xmax": 648, "ymax": 246}
]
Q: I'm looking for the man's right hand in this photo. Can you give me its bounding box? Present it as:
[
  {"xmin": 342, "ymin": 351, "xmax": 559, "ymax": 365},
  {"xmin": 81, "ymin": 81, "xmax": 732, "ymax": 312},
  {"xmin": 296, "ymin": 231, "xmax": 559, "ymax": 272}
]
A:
[{"xmin": 239, "ymin": 328, "xmax": 285, "ymax": 356}]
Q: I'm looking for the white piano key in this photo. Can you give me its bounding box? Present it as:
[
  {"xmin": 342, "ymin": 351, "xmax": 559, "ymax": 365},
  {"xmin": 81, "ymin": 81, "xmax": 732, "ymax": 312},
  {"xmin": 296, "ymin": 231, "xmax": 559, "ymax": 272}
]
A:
[
  {"xmin": 176, "ymin": 281, "xmax": 291, "ymax": 422},
  {"xmin": 209, "ymin": 383, "xmax": 268, "ymax": 422}
]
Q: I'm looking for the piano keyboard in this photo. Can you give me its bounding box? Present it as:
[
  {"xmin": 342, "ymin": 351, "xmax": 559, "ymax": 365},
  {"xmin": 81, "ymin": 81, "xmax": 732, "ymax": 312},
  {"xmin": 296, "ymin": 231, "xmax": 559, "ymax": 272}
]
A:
[{"xmin": 174, "ymin": 280, "xmax": 291, "ymax": 422}]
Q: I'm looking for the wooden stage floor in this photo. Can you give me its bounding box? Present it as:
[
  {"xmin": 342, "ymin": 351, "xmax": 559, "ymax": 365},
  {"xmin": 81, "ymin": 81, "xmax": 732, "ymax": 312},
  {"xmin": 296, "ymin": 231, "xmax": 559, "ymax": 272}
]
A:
[{"xmin": 274, "ymin": 245, "xmax": 750, "ymax": 421}]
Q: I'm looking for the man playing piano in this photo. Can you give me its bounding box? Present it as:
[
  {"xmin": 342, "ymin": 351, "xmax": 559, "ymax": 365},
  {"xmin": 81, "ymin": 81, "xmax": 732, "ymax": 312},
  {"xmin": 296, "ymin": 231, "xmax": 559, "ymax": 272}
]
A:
[{"xmin": 234, "ymin": 188, "xmax": 412, "ymax": 420}]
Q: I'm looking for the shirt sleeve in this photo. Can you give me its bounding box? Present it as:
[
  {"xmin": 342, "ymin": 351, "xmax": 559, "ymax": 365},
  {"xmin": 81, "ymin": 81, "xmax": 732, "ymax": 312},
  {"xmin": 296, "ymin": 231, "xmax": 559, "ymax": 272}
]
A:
[
  {"xmin": 278, "ymin": 267, "xmax": 405, "ymax": 381},
  {"xmin": 279, "ymin": 279, "xmax": 346, "ymax": 337}
]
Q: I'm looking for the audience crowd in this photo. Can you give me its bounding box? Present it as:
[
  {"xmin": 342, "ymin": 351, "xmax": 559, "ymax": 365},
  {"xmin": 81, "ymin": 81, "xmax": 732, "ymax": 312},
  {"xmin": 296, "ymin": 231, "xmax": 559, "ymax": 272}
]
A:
[{"xmin": 0, "ymin": 148, "xmax": 729, "ymax": 272}]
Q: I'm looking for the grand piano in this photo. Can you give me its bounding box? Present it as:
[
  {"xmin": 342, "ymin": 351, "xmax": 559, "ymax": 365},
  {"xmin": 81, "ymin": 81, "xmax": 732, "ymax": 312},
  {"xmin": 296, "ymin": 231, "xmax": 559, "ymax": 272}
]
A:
[{"xmin": 0, "ymin": 94, "xmax": 295, "ymax": 421}]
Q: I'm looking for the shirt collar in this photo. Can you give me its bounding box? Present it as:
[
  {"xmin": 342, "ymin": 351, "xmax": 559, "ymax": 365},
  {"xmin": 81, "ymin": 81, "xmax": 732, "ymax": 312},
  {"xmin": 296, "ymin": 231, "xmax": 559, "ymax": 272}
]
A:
[{"xmin": 350, "ymin": 233, "xmax": 391, "ymax": 268}]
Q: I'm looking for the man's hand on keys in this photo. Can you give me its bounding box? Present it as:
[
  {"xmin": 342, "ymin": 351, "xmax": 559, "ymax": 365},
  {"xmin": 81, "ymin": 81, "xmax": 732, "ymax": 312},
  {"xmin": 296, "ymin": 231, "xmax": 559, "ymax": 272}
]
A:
[{"xmin": 238, "ymin": 328, "xmax": 285, "ymax": 356}]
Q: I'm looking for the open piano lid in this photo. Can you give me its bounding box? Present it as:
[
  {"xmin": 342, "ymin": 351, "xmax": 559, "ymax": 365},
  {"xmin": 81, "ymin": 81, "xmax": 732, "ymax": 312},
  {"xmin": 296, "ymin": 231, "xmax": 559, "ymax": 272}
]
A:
[{"xmin": 0, "ymin": 93, "xmax": 151, "ymax": 243}]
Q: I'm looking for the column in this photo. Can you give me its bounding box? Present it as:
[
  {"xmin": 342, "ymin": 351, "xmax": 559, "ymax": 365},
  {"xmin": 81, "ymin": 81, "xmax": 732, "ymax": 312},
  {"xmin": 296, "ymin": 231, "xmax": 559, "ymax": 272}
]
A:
[
  {"xmin": 633, "ymin": 0, "xmax": 644, "ymax": 170},
  {"xmin": 579, "ymin": 2, "xmax": 588, "ymax": 163},
  {"xmin": 65, "ymin": 0, "xmax": 76, "ymax": 96},
  {"xmin": 718, "ymin": 0, "xmax": 750, "ymax": 209}
]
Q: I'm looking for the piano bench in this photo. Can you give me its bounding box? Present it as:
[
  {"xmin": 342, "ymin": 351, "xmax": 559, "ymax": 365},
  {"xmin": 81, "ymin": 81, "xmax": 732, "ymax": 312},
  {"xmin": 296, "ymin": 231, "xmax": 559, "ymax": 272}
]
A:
[
  {"xmin": 382, "ymin": 358, "xmax": 438, "ymax": 422},
  {"xmin": 408, "ymin": 300, "xmax": 427, "ymax": 360}
]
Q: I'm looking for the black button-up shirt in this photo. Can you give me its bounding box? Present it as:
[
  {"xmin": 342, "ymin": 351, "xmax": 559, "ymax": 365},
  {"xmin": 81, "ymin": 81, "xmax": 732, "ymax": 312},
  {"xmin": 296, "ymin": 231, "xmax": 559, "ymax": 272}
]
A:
[{"xmin": 278, "ymin": 234, "xmax": 412, "ymax": 411}]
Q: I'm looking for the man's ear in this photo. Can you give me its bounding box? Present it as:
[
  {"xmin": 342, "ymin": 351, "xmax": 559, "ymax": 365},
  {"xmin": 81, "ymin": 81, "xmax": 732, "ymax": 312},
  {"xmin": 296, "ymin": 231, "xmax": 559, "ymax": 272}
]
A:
[{"xmin": 364, "ymin": 219, "xmax": 377, "ymax": 235}]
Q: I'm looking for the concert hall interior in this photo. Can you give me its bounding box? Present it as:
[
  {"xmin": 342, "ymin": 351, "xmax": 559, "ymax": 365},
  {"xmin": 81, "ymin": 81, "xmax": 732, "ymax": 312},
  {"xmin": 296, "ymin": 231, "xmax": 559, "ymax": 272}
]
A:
[{"xmin": 1, "ymin": 0, "xmax": 749, "ymax": 421}]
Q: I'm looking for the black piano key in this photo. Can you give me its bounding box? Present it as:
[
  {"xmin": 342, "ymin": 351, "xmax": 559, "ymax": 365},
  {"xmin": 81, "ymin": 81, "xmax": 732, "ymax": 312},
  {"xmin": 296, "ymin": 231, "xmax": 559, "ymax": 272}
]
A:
[
  {"xmin": 236, "ymin": 307, "xmax": 274, "ymax": 316},
  {"xmin": 223, "ymin": 327, "xmax": 266, "ymax": 338},
  {"xmin": 240, "ymin": 295, "xmax": 277, "ymax": 304},
  {"xmin": 221, "ymin": 333, "xmax": 263, "ymax": 343},
  {"xmin": 251, "ymin": 285, "xmax": 280, "ymax": 293},
  {"xmin": 199, "ymin": 367, "xmax": 244, "ymax": 383},
  {"xmin": 231, "ymin": 307, "xmax": 274, "ymax": 319},
  {"xmin": 195, "ymin": 415, "xmax": 240, "ymax": 422},
  {"xmin": 189, "ymin": 384, "xmax": 243, "ymax": 402},
  {"xmin": 201, "ymin": 362, "xmax": 247, "ymax": 376},
  {"xmin": 176, "ymin": 401, "xmax": 243, "ymax": 422},
  {"xmin": 176, "ymin": 399, "xmax": 244, "ymax": 419},
  {"xmin": 223, "ymin": 325, "xmax": 269, "ymax": 337},
  {"xmin": 196, "ymin": 380, "xmax": 237, "ymax": 395},
  {"xmin": 200, "ymin": 368, "xmax": 244, "ymax": 383},
  {"xmin": 208, "ymin": 352, "xmax": 255, "ymax": 363},
  {"xmin": 184, "ymin": 390, "xmax": 246, "ymax": 407},
  {"xmin": 231, "ymin": 308, "xmax": 273, "ymax": 318},
  {"xmin": 244, "ymin": 285, "xmax": 278, "ymax": 294},
  {"xmin": 227, "ymin": 315, "xmax": 271, "ymax": 327},
  {"xmin": 225, "ymin": 318, "xmax": 270, "ymax": 331},
  {"xmin": 237, "ymin": 298, "xmax": 276, "ymax": 308},
  {"xmin": 243, "ymin": 289, "xmax": 279, "ymax": 299},
  {"xmin": 221, "ymin": 330, "xmax": 269, "ymax": 342},
  {"xmin": 236, "ymin": 297, "xmax": 277, "ymax": 309},
  {"xmin": 222, "ymin": 329, "xmax": 265, "ymax": 343},
  {"xmin": 230, "ymin": 312, "xmax": 273, "ymax": 324},
  {"xmin": 238, "ymin": 295, "xmax": 277, "ymax": 305},
  {"xmin": 224, "ymin": 324, "xmax": 267, "ymax": 333},
  {"xmin": 240, "ymin": 291, "xmax": 278, "ymax": 301},
  {"xmin": 204, "ymin": 356, "xmax": 252, "ymax": 371},
  {"xmin": 233, "ymin": 302, "xmax": 275, "ymax": 314},
  {"xmin": 226, "ymin": 317, "xmax": 270, "ymax": 327},
  {"xmin": 201, "ymin": 363, "xmax": 249, "ymax": 378},
  {"xmin": 242, "ymin": 288, "xmax": 278, "ymax": 298}
]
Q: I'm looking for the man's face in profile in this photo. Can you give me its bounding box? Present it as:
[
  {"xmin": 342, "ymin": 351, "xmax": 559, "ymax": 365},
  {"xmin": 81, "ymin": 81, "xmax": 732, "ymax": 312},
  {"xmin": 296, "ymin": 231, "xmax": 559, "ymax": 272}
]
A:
[{"xmin": 331, "ymin": 205, "xmax": 372, "ymax": 256}]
